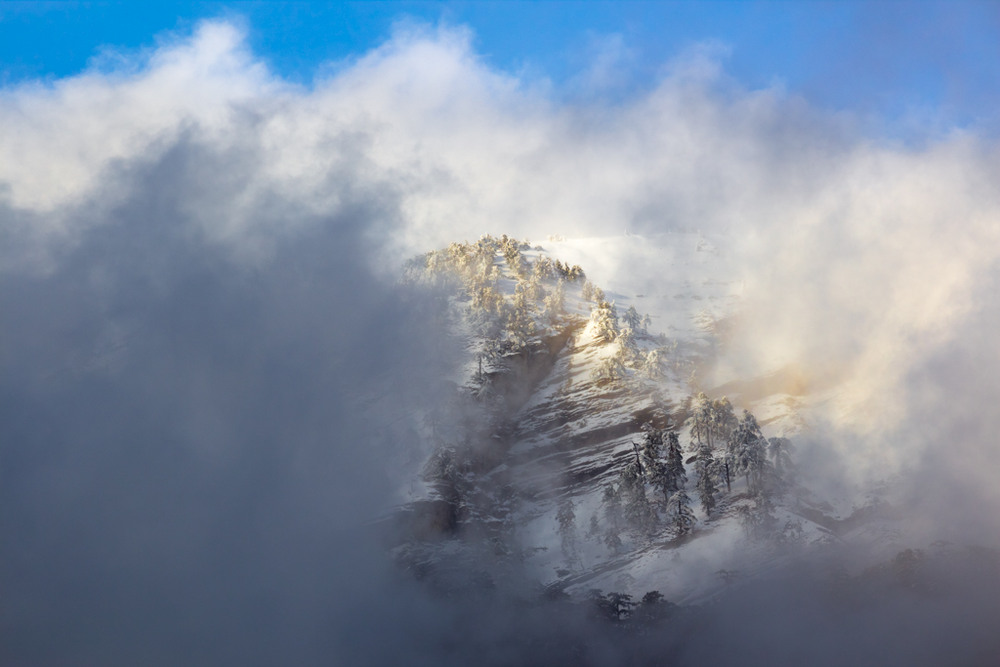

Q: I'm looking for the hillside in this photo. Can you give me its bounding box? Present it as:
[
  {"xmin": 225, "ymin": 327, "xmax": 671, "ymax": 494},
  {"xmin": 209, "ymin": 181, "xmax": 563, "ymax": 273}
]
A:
[{"xmin": 387, "ymin": 233, "xmax": 908, "ymax": 605}]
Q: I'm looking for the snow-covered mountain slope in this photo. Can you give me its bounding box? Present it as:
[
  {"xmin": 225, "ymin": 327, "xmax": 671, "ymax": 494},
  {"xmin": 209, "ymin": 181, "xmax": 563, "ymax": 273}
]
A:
[{"xmin": 388, "ymin": 233, "xmax": 921, "ymax": 604}]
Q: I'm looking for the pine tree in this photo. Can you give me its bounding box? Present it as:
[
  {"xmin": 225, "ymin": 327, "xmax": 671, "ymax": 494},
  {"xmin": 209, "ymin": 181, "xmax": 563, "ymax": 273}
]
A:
[
  {"xmin": 623, "ymin": 305, "xmax": 647, "ymax": 334},
  {"xmin": 688, "ymin": 394, "xmax": 733, "ymax": 500},
  {"xmin": 768, "ymin": 436, "xmax": 794, "ymax": 490},
  {"xmin": 736, "ymin": 496, "xmax": 776, "ymax": 541},
  {"xmin": 641, "ymin": 590, "xmax": 665, "ymax": 605},
  {"xmin": 736, "ymin": 503, "xmax": 756, "ymax": 540},
  {"xmin": 470, "ymin": 282, "xmax": 505, "ymax": 321},
  {"xmin": 639, "ymin": 427, "xmax": 668, "ymax": 505},
  {"xmin": 664, "ymin": 430, "xmax": 687, "ymax": 497},
  {"xmin": 606, "ymin": 592, "xmax": 634, "ymax": 621},
  {"xmin": 731, "ymin": 410, "xmax": 768, "ymax": 495},
  {"xmin": 640, "ymin": 428, "xmax": 688, "ymax": 517},
  {"xmin": 621, "ymin": 452, "xmax": 656, "ymax": 537},
  {"xmin": 711, "ymin": 396, "xmax": 737, "ymax": 443},
  {"xmin": 641, "ymin": 348, "xmax": 663, "ymax": 379},
  {"xmin": 422, "ymin": 446, "xmax": 472, "ymax": 528},
  {"xmin": 556, "ymin": 496, "xmax": 579, "ymax": 565},
  {"xmin": 710, "ymin": 396, "xmax": 737, "ymax": 492},
  {"xmin": 500, "ymin": 234, "xmax": 529, "ymax": 277},
  {"xmin": 602, "ymin": 484, "xmax": 624, "ymax": 555},
  {"xmin": 690, "ymin": 392, "xmax": 714, "ymax": 449},
  {"xmin": 590, "ymin": 299, "xmax": 619, "ymax": 343},
  {"xmin": 588, "ymin": 513, "xmax": 601, "ymax": 541},
  {"xmin": 615, "ymin": 326, "xmax": 638, "ymax": 365},
  {"xmin": 592, "ymin": 353, "xmax": 627, "ymax": 383},
  {"xmin": 543, "ymin": 279, "xmax": 566, "ymax": 322},
  {"xmin": 694, "ymin": 442, "xmax": 718, "ymax": 516},
  {"xmin": 506, "ymin": 280, "xmax": 538, "ymax": 352},
  {"xmin": 667, "ymin": 488, "xmax": 696, "ymax": 536},
  {"xmin": 533, "ymin": 255, "xmax": 555, "ymax": 280}
]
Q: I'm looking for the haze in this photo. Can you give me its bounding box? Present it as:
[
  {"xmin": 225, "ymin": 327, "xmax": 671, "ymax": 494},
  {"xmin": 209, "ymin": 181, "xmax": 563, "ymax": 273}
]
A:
[{"xmin": 3, "ymin": 11, "xmax": 1000, "ymax": 665}]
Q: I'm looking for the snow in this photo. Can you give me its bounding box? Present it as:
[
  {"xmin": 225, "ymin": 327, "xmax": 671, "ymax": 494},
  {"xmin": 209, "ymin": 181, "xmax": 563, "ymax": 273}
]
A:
[
  {"xmin": 393, "ymin": 232, "xmax": 911, "ymax": 602},
  {"xmin": 540, "ymin": 232, "xmax": 743, "ymax": 343}
]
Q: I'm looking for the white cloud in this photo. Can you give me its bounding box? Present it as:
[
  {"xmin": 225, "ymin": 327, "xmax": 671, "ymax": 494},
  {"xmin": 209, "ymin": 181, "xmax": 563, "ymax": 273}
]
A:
[
  {"xmin": 4, "ymin": 16, "xmax": 1000, "ymax": 663},
  {"xmin": 5, "ymin": 17, "xmax": 1000, "ymax": 456}
]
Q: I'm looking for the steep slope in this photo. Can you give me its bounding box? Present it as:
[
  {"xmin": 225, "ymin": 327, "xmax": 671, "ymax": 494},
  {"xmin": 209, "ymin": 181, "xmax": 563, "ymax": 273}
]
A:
[{"xmin": 391, "ymin": 233, "xmax": 906, "ymax": 604}]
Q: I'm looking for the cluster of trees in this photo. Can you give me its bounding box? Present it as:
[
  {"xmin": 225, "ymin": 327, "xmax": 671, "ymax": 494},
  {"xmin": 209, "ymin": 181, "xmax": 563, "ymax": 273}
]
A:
[
  {"xmin": 414, "ymin": 236, "xmax": 671, "ymax": 390},
  {"xmin": 587, "ymin": 589, "xmax": 675, "ymax": 624},
  {"xmin": 686, "ymin": 393, "xmax": 795, "ymax": 539},
  {"xmin": 416, "ymin": 235, "xmax": 585, "ymax": 368},
  {"xmin": 422, "ymin": 441, "xmax": 522, "ymax": 547},
  {"xmin": 573, "ymin": 398, "xmax": 794, "ymax": 560},
  {"xmin": 582, "ymin": 287, "xmax": 666, "ymax": 383},
  {"xmin": 578, "ymin": 423, "xmax": 697, "ymax": 558}
]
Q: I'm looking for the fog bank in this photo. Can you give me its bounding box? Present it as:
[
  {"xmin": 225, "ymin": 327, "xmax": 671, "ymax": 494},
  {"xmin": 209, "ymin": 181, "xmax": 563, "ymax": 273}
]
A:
[{"xmin": 3, "ymin": 17, "xmax": 1000, "ymax": 664}]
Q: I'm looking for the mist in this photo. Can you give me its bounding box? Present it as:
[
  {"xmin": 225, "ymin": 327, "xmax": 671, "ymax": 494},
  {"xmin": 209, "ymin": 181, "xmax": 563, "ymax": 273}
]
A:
[{"xmin": 3, "ymin": 16, "xmax": 1000, "ymax": 666}]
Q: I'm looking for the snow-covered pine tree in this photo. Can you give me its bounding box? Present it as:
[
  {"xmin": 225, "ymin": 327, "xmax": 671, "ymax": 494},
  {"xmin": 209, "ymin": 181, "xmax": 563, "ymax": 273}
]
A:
[
  {"xmin": 688, "ymin": 393, "xmax": 732, "ymax": 495},
  {"xmin": 604, "ymin": 528, "xmax": 623, "ymax": 556},
  {"xmin": 689, "ymin": 392, "xmax": 714, "ymax": 450},
  {"xmin": 520, "ymin": 272, "xmax": 545, "ymax": 302},
  {"xmin": 543, "ymin": 279, "xmax": 566, "ymax": 322},
  {"xmin": 588, "ymin": 513, "xmax": 601, "ymax": 541},
  {"xmin": 505, "ymin": 280, "xmax": 538, "ymax": 352},
  {"xmin": 602, "ymin": 484, "xmax": 625, "ymax": 555},
  {"xmin": 556, "ymin": 496, "xmax": 579, "ymax": 565},
  {"xmin": 694, "ymin": 442, "xmax": 718, "ymax": 516},
  {"xmin": 614, "ymin": 326, "xmax": 638, "ymax": 365},
  {"xmin": 736, "ymin": 495, "xmax": 776, "ymax": 541},
  {"xmin": 736, "ymin": 503, "xmax": 755, "ymax": 540},
  {"xmin": 641, "ymin": 348, "xmax": 663, "ymax": 379},
  {"xmin": 606, "ymin": 592, "xmax": 634, "ymax": 622},
  {"xmin": 621, "ymin": 451, "xmax": 656, "ymax": 537},
  {"xmin": 755, "ymin": 493, "xmax": 777, "ymax": 537},
  {"xmin": 731, "ymin": 410, "xmax": 769, "ymax": 495},
  {"xmin": 710, "ymin": 397, "xmax": 737, "ymax": 446},
  {"xmin": 623, "ymin": 305, "xmax": 647, "ymax": 334},
  {"xmin": 422, "ymin": 445, "xmax": 472, "ymax": 529},
  {"xmin": 639, "ymin": 426, "xmax": 668, "ymax": 505},
  {"xmin": 469, "ymin": 354, "xmax": 493, "ymax": 401},
  {"xmin": 664, "ymin": 430, "xmax": 687, "ymax": 498},
  {"xmin": 667, "ymin": 488, "xmax": 696, "ymax": 536},
  {"xmin": 707, "ymin": 396, "xmax": 737, "ymax": 492},
  {"xmin": 470, "ymin": 281, "xmax": 505, "ymax": 329},
  {"xmin": 593, "ymin": 352, "xmax": 627, "ymax": 383},
  {"xmin": 767, "ymin": 436, "xmax": 794, "ymax": 490},
  {"xmin": 533, "ymin": 255, "xmax": 555, "ymax": 280},
  {"xmin": 641, "ymin": 590, "xmax": 665, "ymax": 605},
  {"xmin": 500, "ymin": 234, "xmax": 529, "ymax": 278},
  {"xmin": 591, "ymin": 299, "xmax": 619, "ymax": 343}
]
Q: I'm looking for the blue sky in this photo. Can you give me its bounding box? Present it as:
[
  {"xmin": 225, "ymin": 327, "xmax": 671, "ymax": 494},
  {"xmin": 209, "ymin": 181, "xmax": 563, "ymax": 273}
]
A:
[{"xmin": 2, "ymin": 1, "xmax": 998, "ymax": 132}]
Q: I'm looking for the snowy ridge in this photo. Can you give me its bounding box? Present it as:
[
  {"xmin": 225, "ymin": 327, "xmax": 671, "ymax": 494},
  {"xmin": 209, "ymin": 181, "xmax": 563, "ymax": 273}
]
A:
[{"xmin": 392, "ymin": 233, "xmax": 914, "ymax": 605}]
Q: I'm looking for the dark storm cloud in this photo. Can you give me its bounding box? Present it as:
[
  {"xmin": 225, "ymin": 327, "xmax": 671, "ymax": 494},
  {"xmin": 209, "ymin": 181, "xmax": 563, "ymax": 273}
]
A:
[{"xmin": 0, "ymin": 108, "xmax": 458, "ymax": 665}]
